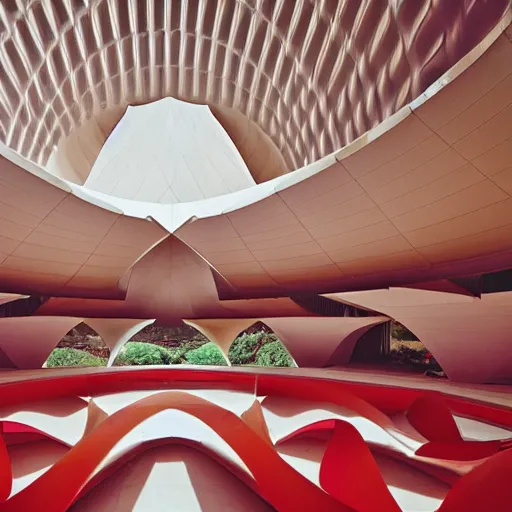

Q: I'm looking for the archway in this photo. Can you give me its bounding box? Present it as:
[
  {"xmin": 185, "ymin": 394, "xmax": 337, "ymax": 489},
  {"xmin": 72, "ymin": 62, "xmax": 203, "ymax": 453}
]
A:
[
  {"xmin": 349, "ymin": 320, "xmax": 445, "ymax": 377},
  {"xmin": 46, "ymin": 322, "xmax": 109, "ymax": 368},
  {"xmin": 388, "ymin": 322, "xmax": 445, "ymax": 377},
  {"xmin": 110, "ymin": 323, "xmax": 227, "ymax": 367},
  {"xmin": 228, "ymin": 322, "xmax": 296, "ymax": 368}
]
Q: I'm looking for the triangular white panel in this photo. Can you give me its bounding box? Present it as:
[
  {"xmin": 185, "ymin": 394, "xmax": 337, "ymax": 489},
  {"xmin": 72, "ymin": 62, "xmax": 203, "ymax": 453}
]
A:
[{"xmin": 85, "ymin": 98, "xmax": 256, "ymax": 203}]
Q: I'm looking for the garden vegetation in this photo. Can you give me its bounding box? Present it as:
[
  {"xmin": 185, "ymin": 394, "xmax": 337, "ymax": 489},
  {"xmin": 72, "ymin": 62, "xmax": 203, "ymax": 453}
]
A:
[{"xmin": 45, "ymin": 331, "xmax": 296, "ymax": 368}]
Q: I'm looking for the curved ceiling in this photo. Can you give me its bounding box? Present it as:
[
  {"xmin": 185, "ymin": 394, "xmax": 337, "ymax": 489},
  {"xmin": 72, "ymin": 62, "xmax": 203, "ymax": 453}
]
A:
[{"xmin": 0, "ymin": 0, "xmax": 509, "ymax": 174}]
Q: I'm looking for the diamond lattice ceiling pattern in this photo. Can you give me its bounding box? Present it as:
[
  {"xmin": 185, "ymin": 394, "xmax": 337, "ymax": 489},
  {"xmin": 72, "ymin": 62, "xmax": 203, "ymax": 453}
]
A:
[{"xmin": 0, "ymin": 0, "xmax": 509, "ymax": 174}]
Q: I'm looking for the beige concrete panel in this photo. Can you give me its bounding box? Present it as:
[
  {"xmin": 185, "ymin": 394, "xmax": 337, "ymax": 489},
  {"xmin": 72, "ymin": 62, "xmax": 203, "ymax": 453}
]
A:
[
  {"xmin": 205, "ymin": 249, "xmax": 256, "ymax": 266},
  {"xmin": 176, "ymin": 216, "xmax": 241, "ymax": 246},
  {"xmin": 380, "ymin": 164, "xmax": 486, "ymax": 218},
  {"xmin": 243, "ymin": 230, "xmax": 315, "ymax": 252},
  {"xmin": 215, "ymin": 261, "xmax": 272, "ymax": 277},
  {"xmin": 417, "ymin": 223, "xmax": 512, "ymax": 264},
  {"xmin": 23, "ymin": 230, "xmax": 98, "ymax": 254},
  {"xmin": 67, "ymin": 265, "xmax": 129, "ymax": 280},
  {"xmin": 241, "ymin": 224, "xmax": 308, "ymax": 249},
  {"xmin": 338, "ymin": 250, "xmax": 428, "ymax": 277},
  {"xmin": 368, "ymin": 149, "xmax": 468, "ymax": 205},
  {"xmin": 0, "ymin": 200, "xmax": 41, "ymax": 230},
  {"xmin": 490, "ymin": 165, "xmax": 512, "ymax": 194},
  {"xmin": 327, "ymin": 235, "xmax": 415, "ymax": 264},
  {"xmin": 0, "ymin": 316, "xmax": 82, "ymax": 369},
  {"xmin": 0, "ymin": 218, "xmax": 31, "ymax": 242},
  {"xmin": 318, "ymin": 220, "xmax": 400, "ymax": 252},
  {"xmin": 277, "ymin": 163, "xmax": 359, "ymax": 216},
  {"xmin": 228, "ymin": 194, "xmax": 295, "ymax": 226},
  {"xmin": 414, "ymin": 34, "xmax": 512, "ymax": 130},
  {"xmin": 184, "ymin": 236, "xmax": 248, "ymax": 255},
  {"xmin": 228, "ymin": 206, "xmax": 297, "ymax": 238},
  {"xmin": 357, "ymin": 135, "xmax": 449, "ymax": 193},
  {"xmin": 0, "ymin": 156, "xmax": 69, "ymax": 267},
  {"xmin": 0, "ymin": 269, "xmax": 71, "ymax": 291},
  {"xmin": 298, "ymin": 193, "xmax": 376, "ymax": 230},
  {"xmin": 219, "ymin": 299, "xmax": 312, "ymax": 318},
  {"xmin": 404, "ymin": 280, "xmax": 477, "ymax": 297},
  {"xmin": 122, "ymin": 236, "xmax": 224, "ymax": 322},
  {"xmin": 258, "ymin": 253, "xmax": 335, "ymax": 273},
  {"xmin": 220, "ymin": 274, "xmax": 279, "ymax": 291},
  {"xmin": 97, "ymin": 215, "xmax": 168, "ymax": 256},
  {"xmin": 403, "ymin": 198, "xmax": 512, "ymax": 248},
  {"xmin": 85, "ymin": 318, "xmax": 156, "ymax": 366},
  {"xmin": 306, "ymin": 207, "xmax": 387, "ymax": 240},
  {"xmin": 340, "ymin": 113, "xmax": 433, "ymax": 178},
  {"xmin": 330, "ymin": 289, "xmax": 512, "ymax": 383},
  {"xmin": 84, "ymin": 255, "xmax": 136, "ymax": 270},
  {"xmin": 391, "ymin": 180, "xmax": 508, "ymax": 233},
  {"xmin": 473, "ymin": 134, "xmax": 512, "ymax": 176},
  {"xmin": 64, "ymin": 217, "xmax": 168, "ymax": 295},
  {"xmin": 0, "ymin": 235, "xmax": 21, "ymax": 260},
  {"xmin": 437, "ymin": 72, "xmax": 512, "ymax": 145},
  {"xmin": 327, "ymin": 288, "xmax": 473, "ymax": 312},
  {"xmin": 12, "ymin": 243, "xmax": 90, "ymax": 266},
  {"xmin": 31, "ymin": 221, "xmax": 107, "ymax": 244},
  {"xmin": 267, "ymin": 264, "xmax": 345, "ymax": 285},
  {"xmin": 453, "ymin": 103, "xmax": 512, "ymax": 161},
  {"xmin": 1, "ymin": 256, "xmax": 81, "ymax": 278},
  {"xmin": 37, "ymin": 210, "xmax": 107, "ymax": 240},
  {"xmin": 1, "ymin": 155, "xmax": 168, "ymax": 297},
  {"xmin": 47, "ymin": 195, "xmax": 117, "ymax": 235},
  {"xmin": 0, "ymin": 155, "xmax": 68, "ymax": 218},
  {"xmin": 262, "ymin": 317, "xmax": 388, "ymax": 368},
  {"xmin": 251, "ymin": 241, "xmax": 325, "ymax": 263}
]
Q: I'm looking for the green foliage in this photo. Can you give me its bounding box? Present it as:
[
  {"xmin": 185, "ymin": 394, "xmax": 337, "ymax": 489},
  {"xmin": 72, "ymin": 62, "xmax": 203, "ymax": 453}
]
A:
[
  {"xmin": 228, "ymin": 331, "xmax": 280, "ymax": 365},
  {"xmin": 46, "ymin": 348, "xmax": 106, "ymax": 367},
  {"xmin": 167, "ymin": 347, "xmax": 186, "ymax": 364},
  {"xmin": 255, "ymin": 341, "xmax": 294, "ymax": 367},
  {"xmin": 47, "ymin": 331, "xmax": 297, "ymax": 369},
  {"xmin": 391, "ymin": 322, "xmax": 418, "ymax": 341},
  {"xmin": 115, "ymin": 342, "xmax": 172, "ymax": 365},
  {"xmin": 185, "ymin": 342, "xmax": 227, "ymax": 366},
  {"xmin": 228, "ymin": 333, "xmax": 261, "ymax": 364}
]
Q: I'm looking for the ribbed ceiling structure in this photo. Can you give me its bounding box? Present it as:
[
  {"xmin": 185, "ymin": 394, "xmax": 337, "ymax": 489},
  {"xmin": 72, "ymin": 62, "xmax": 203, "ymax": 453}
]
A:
[{"xmin": 0, "ymin": 0, "xmax": 509, "ymax": 173}]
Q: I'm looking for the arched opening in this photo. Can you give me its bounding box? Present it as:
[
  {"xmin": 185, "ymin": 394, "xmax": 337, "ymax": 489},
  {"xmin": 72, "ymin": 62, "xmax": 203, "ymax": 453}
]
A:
[
  {"xmin": 228, "ymin": 322, "xmax": 296, "ymax": 368},
  {"xmin": 349, "ymin": 322, "xmax": 392, "ymax": 364},
  {"xmin": 45, "ymin": 323, "xmax": 108, "ymax": 367},
  {"xmin": 110, "ymin": 324, "xmax": 227, "ymax": 367},
  {"xmin": 44, "ymin": 321, "xmax": 305, "ymax": 368},
  {"xmin": 389, "ymin": 323, "xmax": 444, "ymax": 377},
  {"xmin": 350, "ymin": 321, "xmax": 445, "ymax": 377},
  {"xmin": 98, "ymin": 321, "xmax": 297, "ymax": 368}
]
